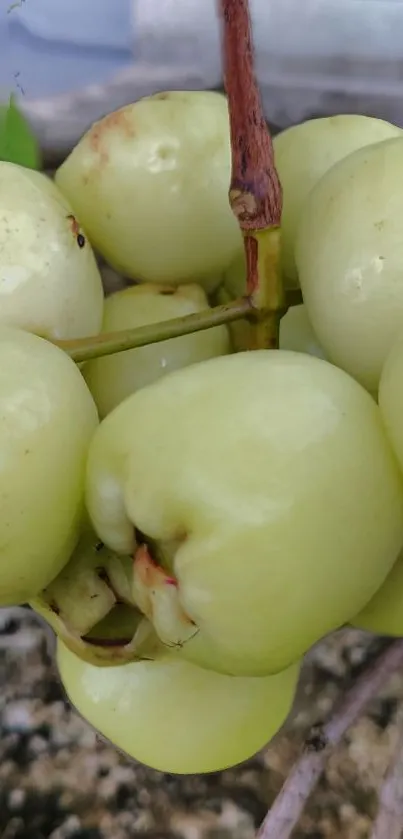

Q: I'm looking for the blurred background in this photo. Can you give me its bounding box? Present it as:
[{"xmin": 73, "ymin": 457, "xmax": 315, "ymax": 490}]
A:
[
  {"xmin": 4, "ymin": 0, "xmax": 403, "ymax": 159},
  {"xmin": 2, "ymin": 2, "xmax": 403, "ymax": 839}
]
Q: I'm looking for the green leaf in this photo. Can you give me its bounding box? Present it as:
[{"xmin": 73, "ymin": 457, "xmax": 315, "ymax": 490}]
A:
[{"xmin": 0, "ymin": 95, "xmax": 41, "ymax": 169}]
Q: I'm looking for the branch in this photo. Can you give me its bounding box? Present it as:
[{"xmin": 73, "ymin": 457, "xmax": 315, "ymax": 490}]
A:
[
  {"xmin": 219, "ymin": 0, "xmax": 283, "ymax": 348},
  {"xmin": 56, "ymin": 296, "xmax": 253, "ymax": 364},
  {"xmin": 369, "ymin": 710, "xmax": 403, "ymax": 839},
  {"xmin": 257, "ymin": 638, "xmax": 403, "ymax": 839}
]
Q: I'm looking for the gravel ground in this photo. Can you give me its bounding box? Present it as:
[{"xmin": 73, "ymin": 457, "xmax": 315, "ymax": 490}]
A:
[{"xmin": 1, "ymin": 608, "xmax": 403, "ymax": 839}]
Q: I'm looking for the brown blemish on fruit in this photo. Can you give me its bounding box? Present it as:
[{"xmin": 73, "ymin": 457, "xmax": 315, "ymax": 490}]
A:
[
  {"xmin": 88, "ymin": 110, "xmax": 135, "ymax": 168},
  {"xmin": 67, "ymin": 214, "xmax": 86, "ymax": 248},
  {"xmin": 67, "ymin": 213, "xmax": 80, "ymax": 237}
]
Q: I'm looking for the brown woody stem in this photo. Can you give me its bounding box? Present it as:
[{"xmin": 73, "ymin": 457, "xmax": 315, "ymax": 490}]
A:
[
  {"xmin": 369, "ymin": 709, "xmax": 403, "ymax": 839},
  {"xmin": 257, "ymin": 638, "xmax": 403, "ymax": 839},
  {"xmin": 219, "ymin": 0, "xmax": 283, "ymax": 348}
]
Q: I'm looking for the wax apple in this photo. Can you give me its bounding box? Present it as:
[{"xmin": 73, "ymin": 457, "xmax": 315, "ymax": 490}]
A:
[
  {"xmin": 297, "ymin": 137, "xmax": 403, "ymax": 392},
  {"xmin": 58, "ymin": 640, "xmax": 299, "ymax": 774},
  {"xmin": 84, "ymin": 283, "xmax": 230, "ymax": 417},
  {"xmin": 379, "ymin": 332, "xmax": 403, "ymax": 473},
  {"xmin": 55, "ymin": 92, "xmax": 242, "ymax": 290},
  {"xmin": 0, "ymin": 162, "xmax": 103, "ymax": 339},
  {"xmin": 273, "ymin": 115, "xmax": 401, "ymax": 286},
  {"xmin": 0, "ymin": 327, "xmax": 98, "ymax": 605},
  {"xmin": 86, "ymin": 351, "xmax": 403, "ymax": 676}
]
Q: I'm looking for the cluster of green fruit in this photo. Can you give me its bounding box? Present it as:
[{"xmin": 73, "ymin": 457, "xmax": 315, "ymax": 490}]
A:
[{"xmin": 3, "ymin": 90, "xmax": 403, "ymax": 775}]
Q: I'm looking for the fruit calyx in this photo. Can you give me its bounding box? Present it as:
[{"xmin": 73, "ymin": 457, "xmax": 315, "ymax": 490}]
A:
[
  {"xmin": 133, "ymin": 543, "xmax": 198, "ymax": 651},
  {"xmin": 30, "ymin": 539, "xmax": 159, "ymax": 666}
]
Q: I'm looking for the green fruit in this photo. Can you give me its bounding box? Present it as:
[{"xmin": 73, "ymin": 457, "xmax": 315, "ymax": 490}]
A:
[
  {"xmin": 84, "ymin": 283, "xmax": 230, "ymax": 417},
  {"xmin": 0, "ymin": 327, "xmax": 98, "ymax": 605},
  {"xmin": 297, "ymin": 137, "xmax": 403, "ymax": 392},
  {"xmin": 379, "ymin": 331, "xmax": 403, "ymax": 473},
  {"xmin": 86, "ymin": 351, "xmax": 403, "ymax": 676},
  {"xmin": 58, "ymin": 640, "xmax": 299, "ymax": 774},
  {"xmin": 353, "ymin": 550, "xmax": 403, "ymax": 637},
  {"xmin": 55, "ymin": 92, "xmax": 242, "ymax": 290},
  {"xmin": 0, "ymin": 162, "xmax": 103, "ymax": 340},
  {"xmin": 274, "ymin": 115, "xmax": 401, "ymax": 286}
]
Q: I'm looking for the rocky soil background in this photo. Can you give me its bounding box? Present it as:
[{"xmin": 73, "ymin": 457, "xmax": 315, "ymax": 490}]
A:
[{"xmin": 1, "ymin": 603, "xmax": 403, "ymax": 839}]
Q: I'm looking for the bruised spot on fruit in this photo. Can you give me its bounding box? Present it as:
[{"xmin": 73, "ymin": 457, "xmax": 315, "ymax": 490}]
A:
[
  {"xmin": 159, "ymin": 288, "xmax": 176, "ymax": 296},
  {"xmin": 88, "ymin": 111, "xmax": 135, "ymax": 168},
  {"xmin": 67, "ymin": 213, "xmax": 80, "ymax": 237},
  {"xmin": 77, "ymin": 233, "xmax": 86, "ymax": 249}
]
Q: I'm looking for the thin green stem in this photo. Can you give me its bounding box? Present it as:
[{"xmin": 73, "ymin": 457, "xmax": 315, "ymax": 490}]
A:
[{"xmin": 56, "ymin": 296, "xmax": 253, "ymax": 364}]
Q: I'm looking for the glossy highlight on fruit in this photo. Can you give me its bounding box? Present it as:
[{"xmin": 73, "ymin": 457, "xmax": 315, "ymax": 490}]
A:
[
  {"xmin": 0, "ymin": 162, "xmax": 103, "ymax": 339},
  {"xmin": 296, "ymin": 136, "xmax": 403, "ymax": 392},
  {"xmin": 84, "ymin": 283, "xmax": 230, "ymax": 417},
  {"xmin": 273, "ymin": 115, "xmax": 401, "ymax": 286},
  {"xmin": 55, "ymin": 92, "xmax": 242, "ymax": 290},
  {"xmin": 58, "ymin": 640, "xmax": 299, "ymax": 774},
  {"xmin": 86, "ymin": 351, "xmax": 403, "ymax": 676},
  {"xmin": 0, "ymin": 327, "xmax": 98, "ymax": 605}
]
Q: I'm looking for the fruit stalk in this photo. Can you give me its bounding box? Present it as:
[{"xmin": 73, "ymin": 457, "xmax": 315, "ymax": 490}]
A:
[
  {"xmin": 257, "ymin": 638, "xmax": 403, "ymax": 839},
  {"xmin": 219, "ymin": 0, "xmax": 284, "ymax": 349},
  {"xmin": 57, "ymin": 296, "xmax": 252, "ymax": 364},
  {"xmin": 369, "ymin": 710, "xmax": 403, "ymax": 839}
]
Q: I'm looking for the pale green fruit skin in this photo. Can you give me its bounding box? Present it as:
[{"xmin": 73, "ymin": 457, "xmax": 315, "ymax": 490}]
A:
[
  {"xmin": 280, "ymin": 305, "xmax": 326, "ymax": 359},
  {"xmin": 57, "ymin": 640, "xmax": 299, "ymax": 774},
  {"xmin": 84, "ymin": 283, "xmax": 230, "ymax": 417},
  {"xmin": 0, "ymin": 327, "xmax": 98, "ymax": 605},
  {"xmin": 55, "ymin": 92, "xmax": 242, "ymax": 290},
  {"xmin": 86, "ymin": 351, "xmax": 403, "ymax": 676},
  {"xmin": 379, "ymin": 333, "xmax": 403, "ymax": 472},
  {"xmin": 274, "ymin": 115, "xmax": 401, "ymax": 286},
  {"xmin": 353, "ymin": 550, "xmax": 403, "ymax": 636},
  {"xmin": 296, "ymin": 137, "xmax": 403, "ymax": 393},
  {"xmin": 0, "ymin": 163, "xmax": 103, "ymax": 340}
]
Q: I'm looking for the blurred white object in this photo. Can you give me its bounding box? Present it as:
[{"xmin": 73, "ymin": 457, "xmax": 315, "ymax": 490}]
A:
[
  {"xmin": 5, "ymin": 0, "xmax": 403, "ymax": 155},
  {"xmin": 137, "ymin": 0, "xmax": 403, "ymax": 126}
]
